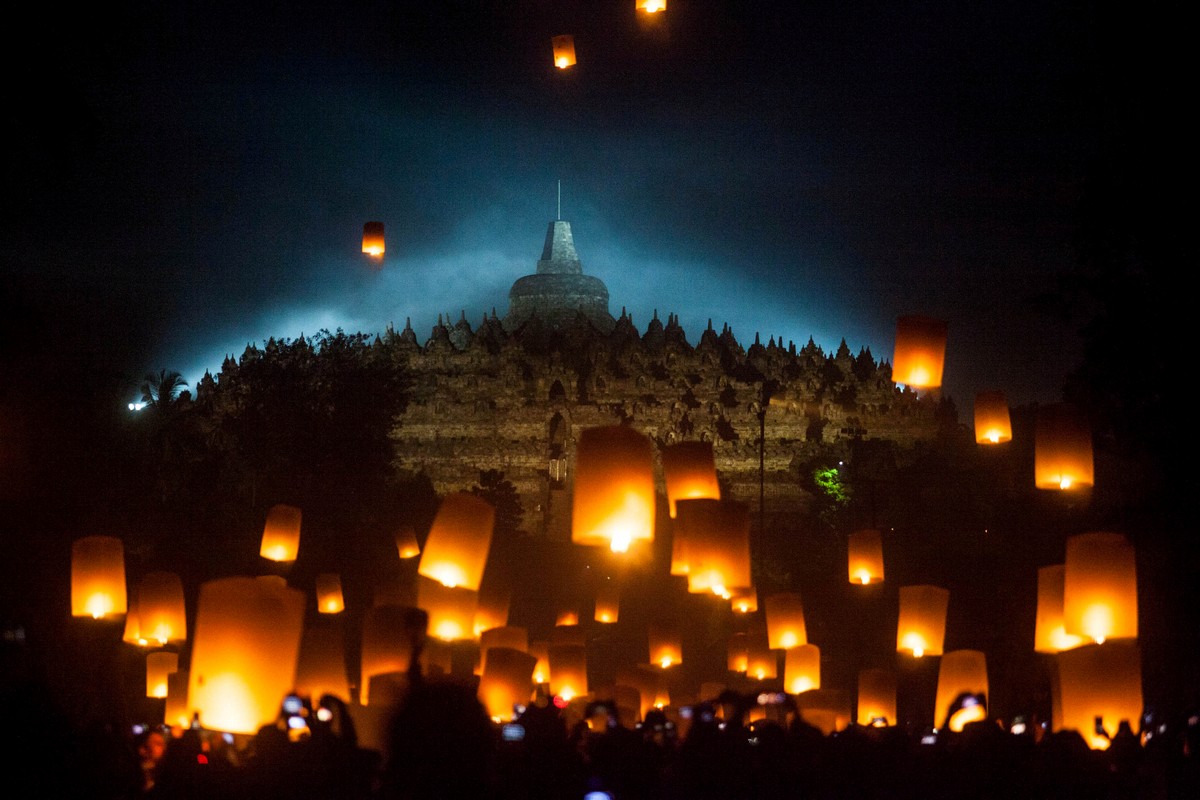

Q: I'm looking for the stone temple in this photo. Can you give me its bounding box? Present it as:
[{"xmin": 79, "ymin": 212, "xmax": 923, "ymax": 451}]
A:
[{"xmin": 389, "ymin": 218, "xmax": 942, "ymax": 539}]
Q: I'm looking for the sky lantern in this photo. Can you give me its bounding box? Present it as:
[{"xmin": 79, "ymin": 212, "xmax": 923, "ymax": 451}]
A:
[
  {"xmin": 479, "ymin": 626, "xmax": 529, "ymax": 675},
  {"xmin": 548, "ymin": 644, "xmax": 588, "ymax": 701},
  {"xmin": 573, "ymin": 425, "xmax": 656, "ymax": 553},
  {"xmin": 727, "ymin": 631, "xmax": 749, "ymax": 673},
  {"xmin": 1035, "ymin": 565, "xmax": 1087, "ymax": 653},
  {"xmin": 662, "ymin": 440, "xmax": 720, "ymax": 518},
  {"xmin": 730, "ymin": 586, "xmax": 758, "ymax": 613},
  {"xmin": 594, "ymin": 584, "xmax": 620, "ymax": 623},
  {"xmin": 71, "ymin": 535, "xmax": 127, "ymax": 620},
  {"xmin": 1058, "ymin": 641, "xmax": 1143, "ymax": 749},
  {"xmin": 473, "ymin": 580, "xmax": 512, "ymax": 636},
  {"xmin": 1064, "ymin": 532, "xmax": 1138, "ymax": 644},
  {"xmin": 745, "ymin": 632, "xmax": 777, "ymax": 680},
  {"xmin": 648, "ymin": 622, "xmax": 682, "ymax": 669},
  {"xmin": 678, "ymin": 499, "xmax": 751, "ymax": 598},
  {"xmin": 134, "ymin": 571, "xmax": 187, "ymax": 645},
  {"xmin": 362, "ymin": 221, "xmax": 385, "ymax": 259},
  {"xmin": 556, "ymin": 607, "xmax": 580, "ymax": 627},
  {"xmin": 260, "ymin": 504, "xmax": 302, "ymax": 562},
  {"xmin": 636, "ymin": 0, "xmax": 667, "ymax": 14},
  {"xmin": 935, "ymin": 650, "xmax": 988, "ymax": 731},
  {"xmin": 123, "ymin": 598, "xmax": 146, "ymax": 646},
  {"xmin": 361, "ymin": 605, "xmax": 421, "ymax": 706},
  {"xmin": 315, "ymin": 573, "xmax": 345, "ymax": 614},
  {"xmin": 1034, "ymin": 404, "xmax": 1094, "ymax": 490},
  {"xmin": 146, "ymin": 651, "xmax": 178, "ymax": 699},
  {"xmin": 418, "ymin": 493, "xmax": 494, "ymax": 591},
  {"xmin": 187, "ymin": 576, "xmax": 305, "ymax": 734},
  {"xmin": 164, "ymin": 670, "xmax": 190, "ymax": 728},
  {"xmin": 896, "ymin": 585, "xmax": 949, "ymax": 657},
  {"xmin": 857, "ymin": 668, "xmax": 897, "ymax": 726},
  {"xmin": 294, "ymin": 622, "xmax": 350, "ymax": 704},
  {"xmin": 551, "ymin": 35, "xmax": 576, "ymax": 69},
  {"xmin": 973, "ymin": 390, "xmax": 1013, "ymax": 444},
  {"xmin": 891, "ymin": 315, "xmax": 948, "ymax": 389},
  {"xmin": 784, "ymin": 644, "xmax": 821, "ymax": 695},
  {"xmin": 847, "ymin": 529, "xmax": 885, "ymax": 585},
  {"xmin": 417, "ymin": 576, "xmax": 478, "ymax": 642},
  {"xmin": 764, "ymin": 592, "xmax": 807, "ymax": 650},
  {"xmin": 530, "ymin": 641, "xmax": 550, "ymax": 685},
  {"xmin": 395, "ymin": 526, "xmax": 420, "ymax": 559},
  {"xmin": 617, "ymin": 665, "xmax": 665, "ymax": 719},
  {"xmin": 480, "ymin": 647, "xmax": 537, "ymax": 722},
  {"xmin": 796, "ymin": 690, "xmax": 852, "ymax": 735}
]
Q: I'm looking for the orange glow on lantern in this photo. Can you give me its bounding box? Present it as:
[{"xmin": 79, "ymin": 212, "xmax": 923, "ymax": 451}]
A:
[
  {"xmin": 847, "ymin": 529, "xmax": 885, "ymax": 585},
  {"xmin": 573, "ymin": 425, "xmax": 656, "ymax": 554},
  {"xmin": 556, "ymin": 607, "xmax": 580, "ymax": 627},
  {"xmin": 594, "ymin": 584, "xmax": 620, "ymax": 623},
  {"xmin": 548, "ymin": 644, "xmax": 588, "ymax": 701},
  {"xmin": 417, "ymin": 576, "xmax": 478, "ymax": 643},
  {"xmin": 418, "ymin": 493, "xmax": 494, "ymax": 591},
  {"xmin": 71, "ymin": 535, "xmax": 127, "ymax": 619},
  {"xmin": 1064, "ymin": 532, "xmax": 1138, "ymax": 645},
  {"xmin": 784, "ymin": 644, "xmax": 821, "ymax": 695},
  {"xmin": 187, "ymin": 577, "xmax": 306, "ymax": 734},
  {"xmin": 896, "ymin": 585, "xmax": 949, "ymax": 657},
  {"xmin": 857, "ymin": 669, "xmax": 897, "ymax": 726},
  {"xmin": 362, "ymin": 221, "xmax": 385, "ymax": 258},
  {"xmin": 935, "ymin": 650, "xmax": 988, "ymax": 731},
  {"xmin": 661, "ymin": 440, "xmax": 720, "ymax": 518},
  {"xmin": 764, "ymin": 592, "xmax": 807, "ymax": 650},
  {"xmin": 745, "ymin": 632, "xmax": 777, "ymax": 680},
  {"xmin": 636, "ymin": 0, "xmax": 667, "ymax": 14},
  {"xmin": 480, "ymin": 647, "xmax": 538, "ymax": 722},
  {"xmin": 361, "ymin": 604, "xmax": 422, "ymax": 706},
  {"xmin": 1035, "ymin": 404, "xmax": 1094, "ymax": 490},
  {"xmin": 135, "ymin": 572, "xmax": 187, "ymax": 645},
  {"xmin": 648, "ymin": 623, "xmax": 682, "ymax": 669},
  {"xmin": 973, "ymin": 390, "xmax": 1012, "ymax": 444},
  {"xmin": 315, "ymin": 573, "xmax": 345, "ymax": 614},
  {"xmin": 678, "ymin": 499, "xmax": 751, "ymax": 598},
  {"xmin": 395, "ymin": 526, "xmax": 421, "ymax": 559},
  {"xmin": 1035, "ymin": 565, "xmax": 1087, "ymax": 653},
  {"xmin": 730, "ymin": 586, "xmax": 758, "ymax": 613},
  {"xmin": 146, "ymin": 651, "xmax": 178, "ymax": 699},
  {"xmin": 294, "ymin": 622, "xmax": 350, "ymax": 704},
  {"xmin": 123, "ymin": 598, "xmax": 148, "ymax": 646},
  {"xmin": 530, "ymin": 641, "xmax": 550, "ymax": 685},
  {"xmin": 551, "ymin": 35, "xmax": 577, "ymax": 69},
  {"xmin": 474, "ymin": 581, "xmax": 512, "ymax": 636},
  {"xmin": 797, "ymin": 689, "xmax": 852, "ymax": 735},
  {"xmin": 260, "ymin": 504, "xmax": 302, "ymax": 562},
  {"xmin": 727, "ymin": 632, "xmax": 749, "ymax": 673},
  {"xmin": 1058, "ymin": 641, "xmax": 1142, "ymax": 749},
  {"xmin": 892, "ymin": 315, "xmax": 948, "ymax": 389}
]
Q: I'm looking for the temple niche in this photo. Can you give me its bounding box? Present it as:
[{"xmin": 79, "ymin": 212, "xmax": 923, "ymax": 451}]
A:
[{"xmin": 389, "ymin": 218, "xmax": 941, "ymax": 540}]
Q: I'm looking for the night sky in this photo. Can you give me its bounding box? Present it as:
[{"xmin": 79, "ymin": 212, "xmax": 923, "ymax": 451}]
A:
[{"xmin": 2, "ymin": 1, "xmax": 1164, "ymax": 409}]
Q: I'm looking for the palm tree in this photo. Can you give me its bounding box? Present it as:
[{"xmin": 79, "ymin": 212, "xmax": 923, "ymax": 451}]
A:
[{"xmin": 140, "ymin": 369, "xmax": 188, "ymax": 410}]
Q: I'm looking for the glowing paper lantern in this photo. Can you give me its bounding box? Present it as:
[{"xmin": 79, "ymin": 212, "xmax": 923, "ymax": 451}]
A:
[
  {"xmin": 796, "ymin": 689, "xmax": 852, "ymax": 735},
  {"xmin": 892, "ymin": 315, "xmax": 948, "ymax": 389},
  {"xmin": 616, "ymin": 665, "xmax": 663, "ymax": 719},
  {"xmin": 764, "ymin": 592, "xmax": 807, "ymax": 650},
  {"xmin": 935, "ymin": 650, "xmax": 988, "ymax": 731},
  {"xmin": 556, "ymin": 607, "xmax": 580, "ymax": 627},
  {"xmin": 784, "ymin": 644, "xmax": 821, "ymax": 695},
  {"xmin": 479, "ymin": 626, "xmax": 529, "ymax": 675},
  {"xmin": 594, "ymin": 584, "xmax": 620, "ymax": 623},
  {"xmin": 857, "ymin": 669, "xmax": 897, "ymax": 726},
  {"xmin": 548, "ymin": 644, "xmax": 588, "ymax": 701},
  {"xmin": 847, "ymin": 529, "xmax": 885, "ymax": 585},
  {"xmin": 1035, "ymin": 565, "xmax": 1086, "ymax": 653},
  {"xmin": 1058, "ymin": 641, "xmax": 1143, "ymax": 749},
  {"xmin": 71, "ymin": 535, "xmax": 127, "ymax": 619},
  {"xmin": 745, "ymin": 632, "xmax": 777, "ymax": 681},
  {"xmin": 1064, "ymin": 532, "xmax": 1138, "ymax": 644},
  {"xmin": 479, "ymin": 647, "xmax": 537, "ymax": 722},
  {"xmin": 551, "ymin": 35, "xmax": 577, "ymax": 69},
  {"xmin": 395, "ymin": 526, "xmax": 421, "ymax": 559},
  {"xmin": 896, "ymin": 585, "xmax": 949, "ymax": 657},
  {"xmin": 362, "ymin": 221, "xmax": 385, "ymax": 258},
  {"xmin": 636, "ymin": 0, "xmax": 667, "ymax": 14},
  {"xmin": 573, "ymin": 425, "xmax": 656, "ymax": 553},
  {"xmin": 418, "ymin": 493, "xmax": 494, "ymax": 591},
  {"xmin": 474, "ymin": 578, "xmax": 511, "ymax": 635},
  {"xmin": 417, "ymin": 576, "xmax": 478, "ymax": 642},
  {"xmin": 727, "ymin": 632, "xmax": 749, "ymax": 673},
  {"xmin": 973, "ymin": 390, "xmax": 1012, "ymax": 444},
  {"xmin": 530, "ymin": 641, "xmax": 550, "ymax": 685},
  {"xmin": 1034, "ymin": 405, "xmax": 1094, "ymax": 490},
  {"xmin": 648, "ymin": 623, "xmax": 682, "ymax": 669},
  {"xmin": 361, "ymin": 604, "xmax": 421, "ymax": 706},
  {"xmin": 123, "ymin": 598, "xmax": 146, "ymax": 646},
  {"xmin": 662, "ymin": 441, "xmax": 720, "ymax": 518},
  {"xmin": 315, "ymin": 573, "xmax": 345, "ymax": 614},
  {"xmin": 730, "ymin": 586, "xmax": 758, "ymax": 613},
  {"xmin": 134, "ymin": 572, "xmax": 187, "ymax": 645},
  {"xmin": 187, "ymin": 577, "xmax": 305, "ymax": 734},
  {"xmin": 146, "ymin": 651, "xmax": 178, "ymax": 699},
  {"xmin": 294, "ymin": 622, "xmax": 350, "ymax": 704},
  {"xmin": 678, "ymin": 499, "xmax": 751, "ymax": 598},
  {"xmin": 260, "ymin": 504, "xmax": 302, "ymax": 562},
  {"xmin": 164, "ymin": 670, "xmax": 190, "ymax": 728}
]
